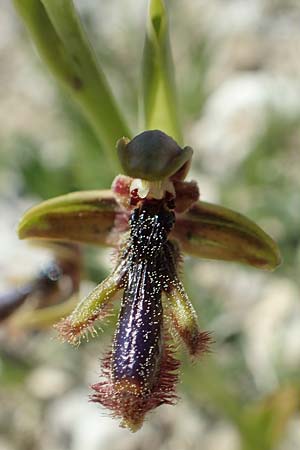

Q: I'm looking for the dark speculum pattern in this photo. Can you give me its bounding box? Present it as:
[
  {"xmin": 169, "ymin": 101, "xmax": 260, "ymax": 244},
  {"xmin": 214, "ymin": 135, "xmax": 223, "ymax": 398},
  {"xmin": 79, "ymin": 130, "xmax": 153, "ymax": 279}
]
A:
[
  {"xmin": 91, "ymin": 201, "xmax": 180, "ymax": 429},
  {"xmin": 112, "ymin": 259, "xmax": 163, "ymax": 391},
  {"xmin": 129, "ymin": 201, "xmax": 175, "ymax": 260},
  {"xmin": 114, "ymin": 201, "xmax": 176, "ymax": 393}
]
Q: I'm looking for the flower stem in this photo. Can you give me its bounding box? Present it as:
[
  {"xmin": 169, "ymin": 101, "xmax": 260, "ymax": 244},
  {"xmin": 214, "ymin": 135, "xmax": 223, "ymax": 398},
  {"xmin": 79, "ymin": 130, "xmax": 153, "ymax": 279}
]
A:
[{"xmin": 13, "ymin": 0, "xmax": 131, "ymax": 170}]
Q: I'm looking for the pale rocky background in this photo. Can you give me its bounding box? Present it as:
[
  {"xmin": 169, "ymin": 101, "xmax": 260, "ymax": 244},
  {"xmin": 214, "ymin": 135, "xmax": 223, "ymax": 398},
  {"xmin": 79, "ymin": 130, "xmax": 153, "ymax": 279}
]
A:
[{"xmin": 0, "ymin": 1, "xmax": 300, "ymax": 449}]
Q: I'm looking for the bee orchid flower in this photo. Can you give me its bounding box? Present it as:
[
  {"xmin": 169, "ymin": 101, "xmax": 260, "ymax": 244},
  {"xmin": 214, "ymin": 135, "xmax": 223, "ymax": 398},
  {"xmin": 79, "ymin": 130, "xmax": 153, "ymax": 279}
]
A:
[{"xmin": 17, "ymin": 130, "xmax": 281, "ymax": 431}]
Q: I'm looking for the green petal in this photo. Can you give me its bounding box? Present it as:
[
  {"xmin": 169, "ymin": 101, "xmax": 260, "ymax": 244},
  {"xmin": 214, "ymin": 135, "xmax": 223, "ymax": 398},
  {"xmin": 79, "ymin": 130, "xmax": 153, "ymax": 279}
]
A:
[
  {"xmin": 18, "ymin": 190, "xmax": 122, "ymax": 246},
  {"xmin": 55, "ymin": 263, "xmax": 124, "ymax": 345},
  {"xmin": 141, "ymin": 0, "xmax": 182, "ymax": 143},
  {"xmin": 172, "ymin": 201, "xmax": 281, "ymax": 271},
  {"xmin": 164, "ymin": 281, "xmax": 211, "ymax": 357}
]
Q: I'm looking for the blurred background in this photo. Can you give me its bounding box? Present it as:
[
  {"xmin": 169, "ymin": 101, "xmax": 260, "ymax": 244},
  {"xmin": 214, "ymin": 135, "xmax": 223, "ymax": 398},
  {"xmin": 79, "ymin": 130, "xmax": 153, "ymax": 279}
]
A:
[{"xmin": 1, "ymin": 0, "xmax": 300, "ymax": 449}]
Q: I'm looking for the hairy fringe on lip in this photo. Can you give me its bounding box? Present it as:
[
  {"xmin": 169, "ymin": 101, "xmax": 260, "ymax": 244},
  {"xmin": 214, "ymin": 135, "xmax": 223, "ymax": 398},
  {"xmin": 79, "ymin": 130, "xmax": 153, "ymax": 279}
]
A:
[{"xmin": 90, "ymin": 337, "xmax": 180, "ymax": 432}]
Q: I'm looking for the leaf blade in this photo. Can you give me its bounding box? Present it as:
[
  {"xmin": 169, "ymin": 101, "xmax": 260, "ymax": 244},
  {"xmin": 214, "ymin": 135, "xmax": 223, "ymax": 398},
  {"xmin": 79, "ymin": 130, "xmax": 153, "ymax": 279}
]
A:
[{"xmin": 13, "ymin": 0, "xmax": 131, "ymax": 168}]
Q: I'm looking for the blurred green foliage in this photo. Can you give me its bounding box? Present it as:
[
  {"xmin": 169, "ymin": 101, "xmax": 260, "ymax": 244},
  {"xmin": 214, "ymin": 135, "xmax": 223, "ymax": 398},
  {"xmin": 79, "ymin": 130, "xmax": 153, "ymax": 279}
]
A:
[
  {"xmin": 0, "ymin": 0, "xmax": 299, "ymax": 448},
  {"xmin": 222, "ymin": 113, "xmax": 300, "ymax": 279}
]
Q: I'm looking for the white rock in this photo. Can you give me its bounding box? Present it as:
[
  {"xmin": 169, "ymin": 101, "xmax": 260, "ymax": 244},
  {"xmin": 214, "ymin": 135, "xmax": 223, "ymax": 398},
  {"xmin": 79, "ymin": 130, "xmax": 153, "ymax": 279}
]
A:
[
  {"xmin": 190, "ymin": 74, "xmax": 300, "ymax": 175},
  {"xmin": 203, "ymin": 421, "xmax": 240, "ymax": 450},
  {"xmin": 26, "ymin": 366, "xmax": 72, "ymax": 400},
  {"xmin": 243, "ymin": 279, "xmax": 299, "ymax": 391},
  {"xmin": 44, "ymin": 390, "xmax": 207, "ymax": 450}
]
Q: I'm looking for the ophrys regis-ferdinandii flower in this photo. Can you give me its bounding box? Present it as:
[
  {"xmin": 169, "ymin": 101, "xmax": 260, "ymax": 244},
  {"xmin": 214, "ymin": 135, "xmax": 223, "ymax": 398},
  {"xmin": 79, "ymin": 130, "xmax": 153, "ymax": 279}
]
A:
[{"xmin": 17, "ymin": 130, "xmax": 281, "ymax": 431}]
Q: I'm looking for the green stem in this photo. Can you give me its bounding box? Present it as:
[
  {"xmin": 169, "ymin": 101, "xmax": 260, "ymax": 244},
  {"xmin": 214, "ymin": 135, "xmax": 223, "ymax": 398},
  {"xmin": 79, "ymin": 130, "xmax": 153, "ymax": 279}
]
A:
[
  {"xmin": 13, "ymin": 0, "xmax": 131, "ymax": 170},
  {"xmin": 141, "ymin": 0, "xmax": 183, "ymax": 143}
]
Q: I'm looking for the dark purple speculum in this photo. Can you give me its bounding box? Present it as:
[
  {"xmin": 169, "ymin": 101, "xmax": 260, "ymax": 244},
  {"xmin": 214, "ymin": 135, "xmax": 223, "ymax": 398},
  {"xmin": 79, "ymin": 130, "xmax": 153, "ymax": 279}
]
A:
[
  {"xmin": 112, "ymin": 259, "xmax": 163, "ymax": 392},
  {"xmin": 91, "ymin": 200, "xmax": 179, "ymax": 430},
  {"xmin": 112, "ymin": 202, "xmax": 175, "ymax": 392}
]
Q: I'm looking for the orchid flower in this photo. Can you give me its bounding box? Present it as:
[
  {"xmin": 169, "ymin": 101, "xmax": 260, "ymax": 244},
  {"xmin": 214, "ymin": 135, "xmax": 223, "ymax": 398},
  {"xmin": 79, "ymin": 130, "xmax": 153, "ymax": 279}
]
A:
[
  {"xmin": 17, "ymin": 130, "xmax": 280, "ymax": 431},
  {"xmin": 10, "ymin": 0, "xmax": 281, "ymax": 432}
]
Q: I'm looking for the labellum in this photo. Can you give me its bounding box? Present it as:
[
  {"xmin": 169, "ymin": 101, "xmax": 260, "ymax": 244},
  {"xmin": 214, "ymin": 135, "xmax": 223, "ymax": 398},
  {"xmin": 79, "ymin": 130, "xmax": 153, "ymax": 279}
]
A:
[
  {"xmin": 55, "ymin": 131, "xmax": 211, "ymax": 430},
  {"xmin": 9, "ymin": 0, "xmax": 282, "ymax": 433},
  {"xmin": 92, "ymin": 202, "xmax": 182, "ymax": 431},
  {"xmin": 16, "ymin": 130, "xmax": 281, "ymax": 431}
]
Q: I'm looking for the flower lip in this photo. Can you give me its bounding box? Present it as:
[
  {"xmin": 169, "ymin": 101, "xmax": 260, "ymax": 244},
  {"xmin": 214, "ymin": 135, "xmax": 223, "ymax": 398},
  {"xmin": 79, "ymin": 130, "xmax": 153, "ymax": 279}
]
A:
[
  {"xmin": 91, "ymin": 201, "xmax": 181, "ymax": 431},
  {"xmin": 129, "ymin": 201, "xmax": 175, "ymax": 259},
  {"xmin": 117, "ymin": 130, "xmax": 193, "ymax": 181}
]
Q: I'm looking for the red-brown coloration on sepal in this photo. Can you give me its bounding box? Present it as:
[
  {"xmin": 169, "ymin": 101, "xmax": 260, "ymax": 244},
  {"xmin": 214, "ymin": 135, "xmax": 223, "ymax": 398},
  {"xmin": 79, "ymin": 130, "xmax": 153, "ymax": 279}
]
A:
[{"xmin": 91, "ymin": 339, "xmax": 180, "ymax": 432}]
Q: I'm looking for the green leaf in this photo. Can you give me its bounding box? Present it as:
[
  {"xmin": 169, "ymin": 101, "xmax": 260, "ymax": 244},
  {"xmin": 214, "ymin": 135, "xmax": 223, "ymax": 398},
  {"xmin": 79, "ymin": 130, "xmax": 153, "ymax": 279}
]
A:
[
  {"xmin": 237, "ymin": 386, "xmax": 300, "ymax": 450},
  {"xmin": 172, "ymin": 201, "xmax": 281, "ymax": 270},
  {"xmin": 18, "ymin": 190, "xmax": 122, "ymax": 246},
  {"xmin": 182, "ymin": 357, "xmax": 244, "ymax": 426},
  {"xmin": 141, "ymin": 0, "xmax": 182, "ymax": 143},
  {"xmin": 13, "ymin": 0, "xmax": 131, "ymax": 169}
]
